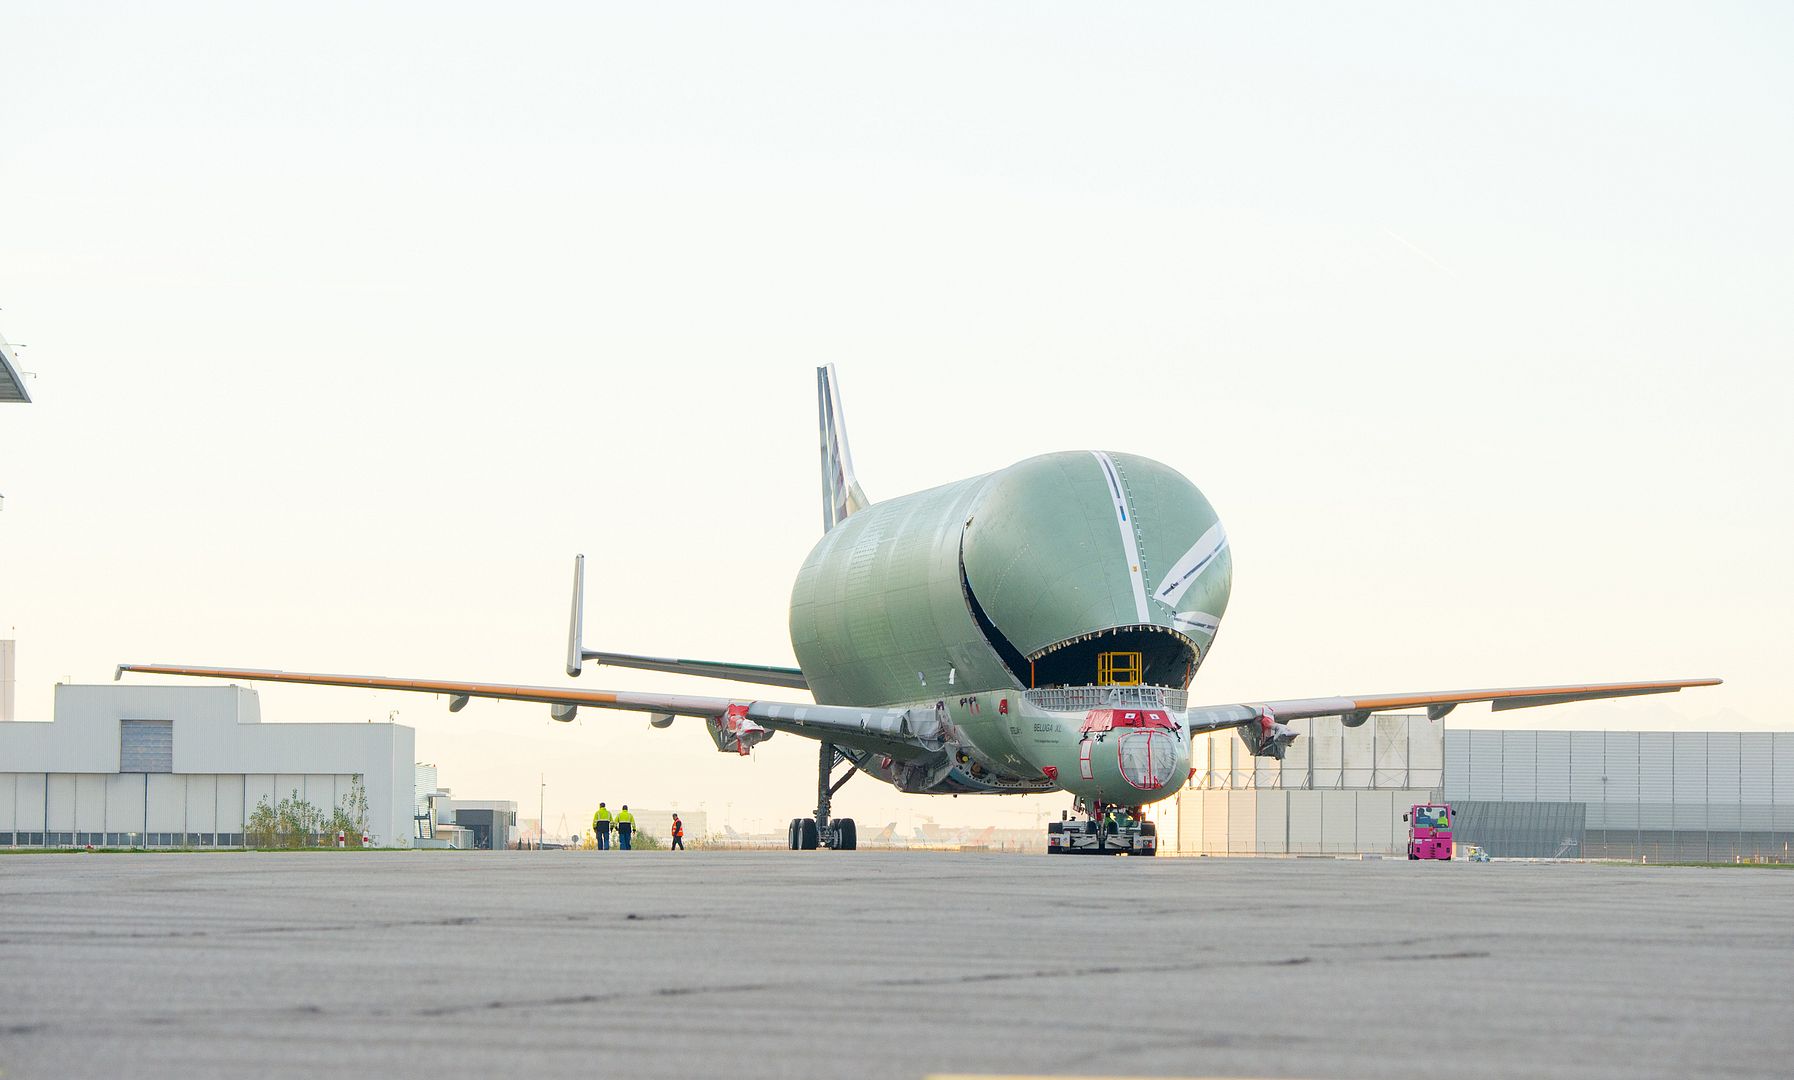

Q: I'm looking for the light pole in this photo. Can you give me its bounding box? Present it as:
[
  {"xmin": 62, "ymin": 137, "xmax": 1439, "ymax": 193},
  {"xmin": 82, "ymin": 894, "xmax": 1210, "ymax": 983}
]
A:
[{"xmin": 539, "ymin": 774, "xmax": 545, "ymax": 852}]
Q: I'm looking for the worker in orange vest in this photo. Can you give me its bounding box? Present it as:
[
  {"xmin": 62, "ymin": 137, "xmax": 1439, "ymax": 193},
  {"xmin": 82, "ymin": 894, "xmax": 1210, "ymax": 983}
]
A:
[{"xmin": 670, "ymin": 813, "xmax": 685, "ymax": 851}]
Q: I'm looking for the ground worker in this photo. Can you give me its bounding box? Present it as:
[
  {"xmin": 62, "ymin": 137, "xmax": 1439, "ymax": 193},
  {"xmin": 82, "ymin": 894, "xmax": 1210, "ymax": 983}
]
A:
[
  {"xmin": 593, "ymin": 802, "xmax": 613, "ymax": 850},
  {"xmin": 616, "ymin": 804, "xmax": 635, "ymax": 850},
  {"xmin": 670, "ymin": 813, "xmax": 685, "ymax": 851}
]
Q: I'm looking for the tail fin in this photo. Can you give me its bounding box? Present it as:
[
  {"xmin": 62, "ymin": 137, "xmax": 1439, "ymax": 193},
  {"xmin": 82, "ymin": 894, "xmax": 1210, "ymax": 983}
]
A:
[{"xmin": 817, "ymin": 364, "xmax": 870, "ymax": 532}]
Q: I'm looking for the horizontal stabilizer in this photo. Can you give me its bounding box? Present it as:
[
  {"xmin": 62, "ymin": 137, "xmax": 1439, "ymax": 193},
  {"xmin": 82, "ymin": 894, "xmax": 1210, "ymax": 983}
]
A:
[
  {"xmin": 581, "ymin": 650, "xmax": 808, "ymax": 690},
  {"xmin": 567, "ymin": 554, "xmax": 806, "ymax": 689}
]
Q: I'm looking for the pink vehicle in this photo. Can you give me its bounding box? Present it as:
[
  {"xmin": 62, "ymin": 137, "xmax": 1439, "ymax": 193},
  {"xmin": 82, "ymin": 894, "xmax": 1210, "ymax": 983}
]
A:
[{"xmin": 1405, "ymin": 803, "xmax": 1453, "ymax": 860}]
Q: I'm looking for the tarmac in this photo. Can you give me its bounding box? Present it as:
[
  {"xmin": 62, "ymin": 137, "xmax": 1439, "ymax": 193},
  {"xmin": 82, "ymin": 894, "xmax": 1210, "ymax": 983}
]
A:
[{"xmin": 1, "ymin": 851, "xmax": 1789, "ymax": 1080}]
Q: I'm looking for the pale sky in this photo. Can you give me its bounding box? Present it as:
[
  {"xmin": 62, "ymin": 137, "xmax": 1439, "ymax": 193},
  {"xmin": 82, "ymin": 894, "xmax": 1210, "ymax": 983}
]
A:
[{"xmin": 2, "ymin": 3, "xmax": 1790, "ymax": 835}]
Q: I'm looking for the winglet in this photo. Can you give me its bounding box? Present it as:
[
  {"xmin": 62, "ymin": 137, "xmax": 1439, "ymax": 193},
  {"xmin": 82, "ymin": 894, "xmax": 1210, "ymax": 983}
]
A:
[
  {"xmin": 566, "ymin": 554, "xmax": 586, "ymax": 678},
  {"xmin": 817, "ymin": 364, "xmax": 870, "ymax": 533}
]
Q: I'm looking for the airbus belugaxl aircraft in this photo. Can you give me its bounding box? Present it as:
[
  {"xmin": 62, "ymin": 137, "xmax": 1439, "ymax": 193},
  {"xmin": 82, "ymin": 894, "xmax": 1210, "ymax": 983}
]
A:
[{"xmin": 121, "ymin": 368, "xmax": 1719, "ymax": 854}]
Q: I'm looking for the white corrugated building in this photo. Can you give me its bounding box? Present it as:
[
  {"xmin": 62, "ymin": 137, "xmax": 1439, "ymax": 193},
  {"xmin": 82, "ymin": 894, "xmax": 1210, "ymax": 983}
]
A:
[
  {"xmin": 1443, "ymin": 730, "xmax": 1794, "ymax": 860},
  {"xmin": 0, "ymin": 683, "xmax": 414, "ymax": 848},
  {"xmin": 1172, "ymin": 713, "xmax": 1441, "ymax": 855},
  {"xmin": 1172, "ymin": 715, "xmax": 1794, "ymax": 861}
]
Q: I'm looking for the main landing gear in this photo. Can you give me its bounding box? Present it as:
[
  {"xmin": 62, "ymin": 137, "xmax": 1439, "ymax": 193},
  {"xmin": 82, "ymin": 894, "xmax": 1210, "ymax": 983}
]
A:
[{"xmin": 788, "ymin": 742, "xmax": 858, "ymax": 851}]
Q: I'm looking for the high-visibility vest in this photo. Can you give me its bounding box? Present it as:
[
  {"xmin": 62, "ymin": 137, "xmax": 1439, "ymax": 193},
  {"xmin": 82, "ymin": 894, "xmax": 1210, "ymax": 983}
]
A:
[
  {"xmin": 616, "ymin": 811, "xmax": 635, "ymax": 826},
  {"xmin": 672, "ymin": 819, "xmax": 684, "ymax": 838},
  {"xmin": 595, "ymin": 807, "xmax": 613, "ymax": 823}
]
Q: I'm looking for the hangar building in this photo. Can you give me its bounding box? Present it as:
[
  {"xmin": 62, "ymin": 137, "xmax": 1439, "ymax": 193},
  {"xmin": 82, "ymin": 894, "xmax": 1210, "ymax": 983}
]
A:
[
  {"xmin": 0, "ymin": 680, "xmax": 415, "ymax": 848},
  {"xmin": 1173, "ymin": 714, "xmax": 1441, "ymax": 856},
  {"xmin": 1174, "ymin": 715, "xmax": 1794, "ymax": 861},
  {"xmin": 1444, "ymin": 729, "xmax": 1794, "ymax": 861}
]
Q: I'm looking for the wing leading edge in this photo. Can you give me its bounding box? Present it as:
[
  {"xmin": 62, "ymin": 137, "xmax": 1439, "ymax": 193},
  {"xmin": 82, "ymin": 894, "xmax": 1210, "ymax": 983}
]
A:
[
  {"xmin": 115, "ymin": 663, "xmax": 931, "ymax": 760},
  {"xmin": 1186, "ymin": 678, "xmax": 1722, "ymax": 730}
]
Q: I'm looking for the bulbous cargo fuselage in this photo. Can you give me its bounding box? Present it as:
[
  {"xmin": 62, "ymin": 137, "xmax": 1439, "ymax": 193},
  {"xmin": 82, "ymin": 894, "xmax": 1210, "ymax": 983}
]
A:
[{"xmin": 789, "ymin": 451, "xmax": 1232, "ymax": 806}]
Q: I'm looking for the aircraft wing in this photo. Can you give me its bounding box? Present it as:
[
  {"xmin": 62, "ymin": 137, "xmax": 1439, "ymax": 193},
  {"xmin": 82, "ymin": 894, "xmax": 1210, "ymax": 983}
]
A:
[
  {"xmin": 115, "ymin": 663, "xmax": 936, "ymax": 761},
  {"xmin": 1186, "ymin": 678, "xmax": 1722, "ymax": 730}
]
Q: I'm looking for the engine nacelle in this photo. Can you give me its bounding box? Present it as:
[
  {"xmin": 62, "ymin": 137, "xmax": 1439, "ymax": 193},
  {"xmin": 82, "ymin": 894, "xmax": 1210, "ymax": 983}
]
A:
[
  {"xmin": 1238, "ymin": 706, "xmax": 1299, "ymax": 759},
  {"xmin": 706, "ymin": 703, "xmax": 773, "ymax": 756}
]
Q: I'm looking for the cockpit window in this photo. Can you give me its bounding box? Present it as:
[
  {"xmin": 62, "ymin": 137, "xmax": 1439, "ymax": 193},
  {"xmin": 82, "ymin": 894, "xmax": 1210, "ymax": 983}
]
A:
[{"xmin": 1118, "ymin": 730, "xmax": 1178, "ymax": 790}]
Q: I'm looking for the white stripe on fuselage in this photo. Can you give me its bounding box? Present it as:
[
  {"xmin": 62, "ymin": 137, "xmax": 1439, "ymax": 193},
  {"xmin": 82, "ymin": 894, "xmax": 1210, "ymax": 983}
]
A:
[
  {"xmin": 1154, "ymin": 521, "xmax": 1229, "ymax": 608},
  {"xmin": 1171, "ymin": 610, "xmax": 1222, "ymax": 636},
  {"xmin": 1091, "ymin": 451, "xmax": 1150, "ymax": 624}
]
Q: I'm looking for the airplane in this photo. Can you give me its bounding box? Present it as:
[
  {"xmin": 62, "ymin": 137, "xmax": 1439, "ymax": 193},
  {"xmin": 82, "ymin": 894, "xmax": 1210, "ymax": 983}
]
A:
[{"xmin": 120, "ymin": 367, "xmax": 1720, "ymax": 854}]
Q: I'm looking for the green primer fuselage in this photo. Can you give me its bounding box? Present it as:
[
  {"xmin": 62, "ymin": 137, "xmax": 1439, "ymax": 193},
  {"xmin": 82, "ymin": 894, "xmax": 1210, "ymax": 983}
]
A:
[{"xmin": 789, "ymin": 451, "xmax": 1232, "ymax": 805}]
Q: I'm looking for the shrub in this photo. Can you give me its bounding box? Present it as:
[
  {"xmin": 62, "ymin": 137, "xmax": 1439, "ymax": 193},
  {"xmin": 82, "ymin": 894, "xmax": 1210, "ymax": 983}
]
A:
[{"xmin": 244, "ymin": 776, "xmax": 370, "ymax": 849}]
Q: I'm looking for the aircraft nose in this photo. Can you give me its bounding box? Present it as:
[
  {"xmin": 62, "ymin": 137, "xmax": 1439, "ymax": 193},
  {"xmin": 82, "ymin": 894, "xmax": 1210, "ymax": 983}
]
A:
[
  {"xmin": 1073, "ymin": 712, "xmax": 1189, "ymax": 803},
  {"xmin": 1112, "ymin": 727, "xmax": 1187, "ymax": 793}
]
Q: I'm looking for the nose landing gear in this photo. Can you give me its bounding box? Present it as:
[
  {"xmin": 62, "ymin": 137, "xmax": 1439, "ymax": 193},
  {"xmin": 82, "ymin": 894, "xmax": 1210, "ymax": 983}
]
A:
[
  {"xmin": 1046, "ymin": 800, "xmax": 1157, "ymax": 856},
  {"xmin": 788, "ymin": 743, "xmax": 859, "ymax": 850}
]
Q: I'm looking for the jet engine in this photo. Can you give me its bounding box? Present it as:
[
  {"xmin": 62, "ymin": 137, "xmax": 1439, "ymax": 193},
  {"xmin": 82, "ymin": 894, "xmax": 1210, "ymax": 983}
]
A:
[
  {"xmin": 706, "ymin": 703, "xmax": 773, "ymax": 756},
  {"xmin": 1239, "ymin": 706, "xmax": 1299, "ymax": 759}
]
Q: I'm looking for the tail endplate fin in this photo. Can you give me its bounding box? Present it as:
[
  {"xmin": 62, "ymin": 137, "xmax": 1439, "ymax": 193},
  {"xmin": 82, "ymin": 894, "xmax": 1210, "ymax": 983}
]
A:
[
  {"xmin": 817, "ymin": 364, "xmax": 870, "ymax": 533},
  {"xmin": 566, "ymin": 554, "xmax": 587, "ymax": 677}
]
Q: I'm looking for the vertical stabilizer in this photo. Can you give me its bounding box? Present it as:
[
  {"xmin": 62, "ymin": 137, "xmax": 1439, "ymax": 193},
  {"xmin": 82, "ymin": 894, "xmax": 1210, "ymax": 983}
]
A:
[{"xmin": 817, "ymin": 365, "xmax": 870, "ymax": 532}]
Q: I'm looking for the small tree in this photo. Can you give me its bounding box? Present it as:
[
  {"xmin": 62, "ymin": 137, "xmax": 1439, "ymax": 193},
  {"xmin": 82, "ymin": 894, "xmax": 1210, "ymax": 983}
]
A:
[
  {"xmin": 246, "ymin": 798, "xmax": 280, "ymax": 848},
  {"xmin": 326, "ymin": 775, "xmax": 371, "ymax": 847},
  {"xmin": 245, "ymin": 779, "xmax": 367, "ymax": 849}
]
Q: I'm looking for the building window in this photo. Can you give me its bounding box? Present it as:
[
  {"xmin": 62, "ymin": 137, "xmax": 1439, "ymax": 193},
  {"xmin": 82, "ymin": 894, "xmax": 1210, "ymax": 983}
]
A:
[{"xmin": 120, "ymin": 719, "xmax": 174, "ymax": 773}]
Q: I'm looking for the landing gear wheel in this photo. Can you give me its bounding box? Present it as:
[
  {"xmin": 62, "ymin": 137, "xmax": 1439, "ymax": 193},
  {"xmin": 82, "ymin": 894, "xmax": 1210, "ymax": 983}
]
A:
[
  {"xmin": 787, "ymin": 819, "xmax": 803, "ymax": 850},
  {"xmin": 798, "ymin": 818, "xmax": 820, "ymax": 850},
  {"xmin": 832, "ymin": 818, "xmax": 857, "ymax": 851}
]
